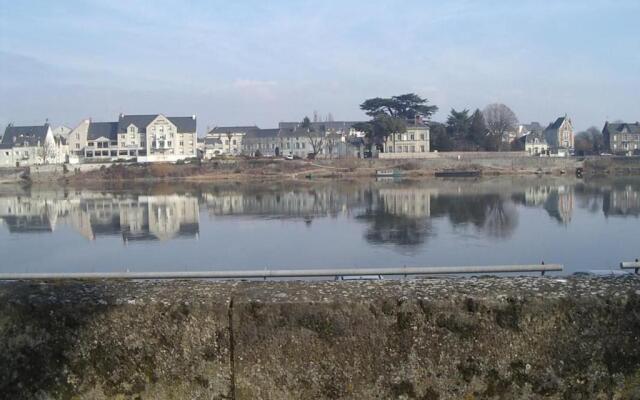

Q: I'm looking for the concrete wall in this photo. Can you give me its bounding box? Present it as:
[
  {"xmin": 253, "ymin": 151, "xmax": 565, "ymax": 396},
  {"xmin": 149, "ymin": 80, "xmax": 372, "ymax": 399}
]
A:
[{"xmin": 1, "ymin": 276, "xmax": 639, "ymax": 399}]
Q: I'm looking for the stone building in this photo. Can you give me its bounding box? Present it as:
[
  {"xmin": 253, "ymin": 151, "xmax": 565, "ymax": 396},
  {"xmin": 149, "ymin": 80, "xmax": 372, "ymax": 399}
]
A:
[
  {"xmin": 205, "ymin": 126, "xmax": 258, "ymax": 156},
  {"xmin": 544, "ymin": 115, "xmax": 574, "ymax": 151},
  {"xmin": 602, "ymin": 121, "xmax": 640, "ymax": 155},
  {"xmin": 0, "ymin": 123, "xmax": 65, "ymax": 167},
  {"xmin": 380, "ymin": 125, "xmax": 430, "ymax": 159},
  {"xmin": 68, "ymin": 114, "xmax": 197, "ymax": 163}
]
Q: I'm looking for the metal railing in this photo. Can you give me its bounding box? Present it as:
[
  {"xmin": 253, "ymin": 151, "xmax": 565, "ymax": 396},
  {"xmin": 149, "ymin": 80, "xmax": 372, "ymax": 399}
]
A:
[{"xmin": 0, "ymin": 264, "xmax": 562, "ymax": 281}]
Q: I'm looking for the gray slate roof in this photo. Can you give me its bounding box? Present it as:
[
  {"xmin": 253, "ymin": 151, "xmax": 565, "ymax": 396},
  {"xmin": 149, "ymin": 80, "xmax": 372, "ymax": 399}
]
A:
[
  {"xmin": 546, "ymin": 116, "xmax": 567, "ymax": 131},
  {"xmin": 604, "ymin": 122, "xmax": 640, "ymax": 136},
  {"xmin": 87, "ymin": 122, "xmax": 118, "ymax": 140},
  {"xmin": 209, "ymin": 126, "xmax": 258, "ymax": 134},
  {"xmin": 245, "ymin": 128, "xmax": 280, "ymax": 139},
  {"xmin": 2, "ymin": 123, "xmax": 50, "ymax": 147},
  {"xmin": 118, "ymin": 115, "xmax": 196, "ymax": 133},
  {"xmin": 204, "ymin": 137, "xmax": 223, "ymax": 145}
]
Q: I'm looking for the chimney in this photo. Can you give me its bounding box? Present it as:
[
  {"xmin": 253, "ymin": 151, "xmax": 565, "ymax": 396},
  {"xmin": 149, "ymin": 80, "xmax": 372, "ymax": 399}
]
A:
[
  {"xmin": 192, "ymin": 115, "xmax": 196, "ymax": 120},
  {"xmin": 119, "ymin": 113, "xmax": 124, "ymax": 119}
]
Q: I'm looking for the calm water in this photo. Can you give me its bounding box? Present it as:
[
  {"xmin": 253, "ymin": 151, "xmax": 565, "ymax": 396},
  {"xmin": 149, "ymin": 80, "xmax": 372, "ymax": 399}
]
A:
[{"xmin": 1, "ymin": 176, "xmax": 639, "ymax": 275}]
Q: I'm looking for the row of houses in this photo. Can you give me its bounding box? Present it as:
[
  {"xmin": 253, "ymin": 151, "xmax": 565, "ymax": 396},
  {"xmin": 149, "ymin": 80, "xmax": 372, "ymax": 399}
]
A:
[
  {"xmin": 3, "ymin": 112, "xmax": 639, "ymax": 167},
  {"xmin": 202, "ymin": 121, "xmax": 431, "ymax": 160},
  {"xmin": 1, "ymin": 113, "xmax": 198, "ymax": 167},
  {"xmin": 513, "ymin": 115, "xmax": 575, "ymax": 156}
]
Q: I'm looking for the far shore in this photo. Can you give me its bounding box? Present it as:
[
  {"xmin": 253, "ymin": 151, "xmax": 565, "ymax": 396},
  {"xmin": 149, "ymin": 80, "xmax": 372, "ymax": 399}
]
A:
[{"xmin": 1, "ymin": 154, "xmax": 640, "ymax": 185}]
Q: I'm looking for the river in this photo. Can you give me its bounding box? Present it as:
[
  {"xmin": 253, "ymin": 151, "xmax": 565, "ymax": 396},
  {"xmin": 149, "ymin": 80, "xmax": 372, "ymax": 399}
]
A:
[{"xmin": 1, "ymin": 176, "xmax": 639, "ymax": 275}]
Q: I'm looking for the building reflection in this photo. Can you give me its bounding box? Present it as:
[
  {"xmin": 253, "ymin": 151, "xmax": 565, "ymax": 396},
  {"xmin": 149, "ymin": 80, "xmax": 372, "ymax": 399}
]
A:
[
  {"xmin": 0, "ymin": 192, "xmax": 200, "ymax": 242},
  {"xmin": 1, "ymin": 178, "xmax": 639, "ymax": 248},
  {"xmin": 603, "ymin": 184, "xmax": 640, "ymax": 217}
]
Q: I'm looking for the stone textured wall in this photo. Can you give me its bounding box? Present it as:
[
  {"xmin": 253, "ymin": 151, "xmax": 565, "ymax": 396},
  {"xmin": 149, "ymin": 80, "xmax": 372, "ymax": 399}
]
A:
[{"xmin": 1, "ymin": 276, "xmax": 639, "ymax": 399}]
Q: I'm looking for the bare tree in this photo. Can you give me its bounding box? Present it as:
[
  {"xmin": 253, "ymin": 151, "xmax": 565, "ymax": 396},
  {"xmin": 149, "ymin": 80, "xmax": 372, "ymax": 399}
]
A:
[
  {"xmin": 324, "ymin": 134, "xmax": 338, "ymax": 159},
  {"xmin": 482, "ymin": 103, "xmax": 518, "ymax": 141},
  {"xmin": 37, "ymin": 139, "xmax": 58, "ymax": 164},
  {"xmin": 306, "ymin": 130, "xmax": 325, "ymax": 157}
]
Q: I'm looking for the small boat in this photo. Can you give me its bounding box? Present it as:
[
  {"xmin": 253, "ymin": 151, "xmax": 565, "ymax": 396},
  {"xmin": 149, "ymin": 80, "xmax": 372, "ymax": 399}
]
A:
[
  {"xmin": 434, "ymin": 170, "xmax": 481, "ymax": 178},
  {"xmin": 376, "ymin": 169, "xmax": 403, "ymax": 177}
]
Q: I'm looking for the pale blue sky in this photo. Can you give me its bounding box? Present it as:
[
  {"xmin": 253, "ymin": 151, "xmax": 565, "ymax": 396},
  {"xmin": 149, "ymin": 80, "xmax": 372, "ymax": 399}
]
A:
[{"xmin": 1, "ymin": 0, "xmax": 638, "ymax": 133}]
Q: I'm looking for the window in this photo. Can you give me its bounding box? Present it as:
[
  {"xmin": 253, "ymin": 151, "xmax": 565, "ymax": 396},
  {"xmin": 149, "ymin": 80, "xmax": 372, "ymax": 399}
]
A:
[
  {"xmin": 420, "ymin": 134, "xmax": 425, "ymax": 140},
  {"xmin": 232, "ymin": 140, "xmax": 236, "ymax": 145},
  {"xmin": 179, "ymin": 141, "xmax": 184, "ymax": 146},
  {"xmin": 420, "ymin": 145, "xmax": 425, "ymax": 152},
  {"xmin": 301, "ymin": 143, "xmax": 305, "ymax": 149},
  {"xmin": 129, "ymin": 126, "xmax": 135, "ymax": 133},
  {"xmin": 75, "ymin": 144, "xmax": 80, "ymax": 149},
  {"xmin": 410, "ymin": 134, "xmax": 415, "ymax": 140},
  {"xmin": 76, "ymin": 133, "xmax": 79, "ymax": 140}
]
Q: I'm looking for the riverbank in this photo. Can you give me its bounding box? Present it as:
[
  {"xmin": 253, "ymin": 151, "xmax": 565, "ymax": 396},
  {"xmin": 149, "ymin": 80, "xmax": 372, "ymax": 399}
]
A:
[
  {"xmin": 1, "ymin": 276, "xmax": 639, "ymax": 399},
  {"xmin": 0, "ymin": 154, "xmax": 588, "ymax": 184}
]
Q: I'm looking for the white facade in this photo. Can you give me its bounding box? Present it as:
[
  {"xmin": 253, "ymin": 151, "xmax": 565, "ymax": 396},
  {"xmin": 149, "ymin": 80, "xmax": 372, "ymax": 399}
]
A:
[{"xmin": 380, "ymin": 125, "xmax": 430, "ymax": 159}]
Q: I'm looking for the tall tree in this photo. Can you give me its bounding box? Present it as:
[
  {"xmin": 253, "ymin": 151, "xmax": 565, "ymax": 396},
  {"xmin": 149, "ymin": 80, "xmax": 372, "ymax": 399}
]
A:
[
  {"xmin": 360, "ymin": 93, "xmax": 438, "ymax": 121},
  {"xmin": 575, "ymin": 126, "xmax": 605, "ymax": 155},
  {"xmin": 446, "ymin": 109, "xmax": 471, "ymax": 139},
  {"xmin": 430, "ymin": 122, "xmax": 453, "ymax": 152},
  {"xmin": 301, "ymin": 116, "xmax": 311, "ymax": 129},
  {"xmin": 468, "ymin": 109, "xmax": 488, "ymax": 147},
  {"xmin": 482, "ymin": 103, "xmax": 518, "ymax": 150}
]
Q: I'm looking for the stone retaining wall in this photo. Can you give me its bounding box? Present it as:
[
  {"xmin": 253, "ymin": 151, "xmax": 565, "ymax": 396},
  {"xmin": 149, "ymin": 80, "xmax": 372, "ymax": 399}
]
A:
[{"xmin": 1, "ymin": 276, "xmax": 639, "ymax": 399}]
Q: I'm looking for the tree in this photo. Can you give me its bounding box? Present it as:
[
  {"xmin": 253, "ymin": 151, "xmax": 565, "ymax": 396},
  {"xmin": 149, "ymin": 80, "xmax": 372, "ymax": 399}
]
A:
[
  {"xmin": 446, "ymin": 109, "xmax": 471, "ymax": 139},
  {"xmin": 482, "ymin": 103, "xmax": 518, "ymax": 150},
  {"xmin": 468, "ymin": 109, "xmax": 488, "ymax": 147},
  {"xmin": 38, "ymin": 139, "xmax": 57, "ymax": 164},
  {"xmin": 351, "ymin": 115, "xmax": 407, "ymax": 149},
  {"xmin": 301, "ymin": 116, "xmax": 311, "ymax": 129},
  {"xmin": 430, "ymin": 122, "xmax": 453, "ymax": 152},
  {"xmin": 575, "ymin": 126, "xmax": 605, "ymax": 155},
  {"xmin": 360, "ymin": 93, "xmax": 438, "ymax": 121},
  {"xmin": 324, "ymin": 134, "xmax": 338, "ymax": 159},
  {"xmin": 306, "ymin": 130, "xmax": 324, "ymax": 157}
]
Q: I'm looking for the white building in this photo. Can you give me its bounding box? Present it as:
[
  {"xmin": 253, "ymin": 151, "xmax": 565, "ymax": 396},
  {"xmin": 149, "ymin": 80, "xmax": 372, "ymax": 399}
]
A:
[
  {"xmin": 204, "ymin": 126, "xmax": 257, "ymax": 157},
  {"xmin": 0, "ymin": 123, "xmax": 65, "ymax": 167},
  {"xmin": 380, "ymin": 125, "xmax": 430, "ymax": 159},
  {"xmin": 68, "ymin": 114, "xmax": 197, "ymax": 163}
]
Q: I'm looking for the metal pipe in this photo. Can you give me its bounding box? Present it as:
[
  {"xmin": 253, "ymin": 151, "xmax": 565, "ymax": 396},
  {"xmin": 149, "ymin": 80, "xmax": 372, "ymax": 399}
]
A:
[
  {"xmin": 0, "ymin": 264, "xmax": 562, "ymax": 281},
  {"xmin": 620, "ymin": 260, "xmax": 640, "ymax": 274}
]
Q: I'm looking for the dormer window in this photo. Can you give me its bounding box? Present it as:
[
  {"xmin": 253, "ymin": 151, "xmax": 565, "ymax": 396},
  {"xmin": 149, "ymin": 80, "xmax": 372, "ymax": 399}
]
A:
[{"xmin": 129, "ymin": 126, "xmax": 135, "ymax": 133}]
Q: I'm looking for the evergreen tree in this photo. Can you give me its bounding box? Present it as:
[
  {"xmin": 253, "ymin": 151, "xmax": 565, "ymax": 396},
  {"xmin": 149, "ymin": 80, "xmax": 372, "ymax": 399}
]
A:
[{"xmin": 468, "ymin": 109, "xmax": 488, "ymax": 148}]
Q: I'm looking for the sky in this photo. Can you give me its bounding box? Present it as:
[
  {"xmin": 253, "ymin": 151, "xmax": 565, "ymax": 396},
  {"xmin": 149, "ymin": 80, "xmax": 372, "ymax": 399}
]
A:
[{"xmin": 1, "ymin": 0, "xmax": 639, "ymax": 134}]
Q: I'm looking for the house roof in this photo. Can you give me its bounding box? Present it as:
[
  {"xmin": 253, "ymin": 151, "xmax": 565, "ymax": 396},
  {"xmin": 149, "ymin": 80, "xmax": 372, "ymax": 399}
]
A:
[
  {"xmin": 209, "ymin": 126, "xmax": 259, "ymax": 134},
  {"xmin": 118, "ymin": 114, "xmax": 197, "ymax": 133},
  {"xmin": 279, "ymin": 127, "xmax": 324, "ymax": 138},
  {"xmin": 278, "ymin": 121, "xmax": 365, "ymax": 132},
  {"xmin": 245, "ymin": 128, "xmax": 280, "ymax": 139},
  {"xmin": 546, "ymin": 116, "xmax": 569, "ymax": 131},
  {"xmin": 1, "ymin": 123, "xmax": 50, "ymax": 147},
  {"xmin": 524, "ymin": 130, "xmax": 547, "ymax": 144},
  {"xmin": 87, "ymin": 122, "xmax": 119, "ymax": 140},
  {"xmin": 604, "ymin": 122, "xmax": 640, "ymax": 136},
  {"xmin": 204, "ymin": 137, "xmax": 223, "ymax": 145}
]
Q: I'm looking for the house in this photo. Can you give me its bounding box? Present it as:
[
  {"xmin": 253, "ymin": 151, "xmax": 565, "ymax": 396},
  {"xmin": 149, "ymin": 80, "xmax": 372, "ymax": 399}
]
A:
[
  {"xmin": 380, "ymin": 125, "xmax": 430, "ymax": 159},
  {"xmin": 278, "ymin": 121, "xmax": 365, "ymax": 136},
  {"xmin": 515, "ymin": 130, "xmax": 549, "ymax": 156},
  {"xmin": 242, "ymin": 128, "xmax": 281, "ymax": 157},
  {"xmin": 0, "ymin": 123, "xmax": 63, "ymax": 167},
  {"xmin": 205, "ymin": 126, "xmax": 258, "ymax": 156},
  {"xmin": 602, "ymin": 121, "xmax": 640, "ymax": 155},
  {"xmin": 544, "ymin": 115, "xmax": 574, "ymax": 151},
  {"xmin": 68, "ymin": 114, "xmax": 197, "ymax": 163}
]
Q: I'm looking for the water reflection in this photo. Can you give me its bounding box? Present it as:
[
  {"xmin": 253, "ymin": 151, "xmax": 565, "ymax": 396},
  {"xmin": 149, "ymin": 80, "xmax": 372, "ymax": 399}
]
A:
[
  {"xmin": 0, "ymin": 192, "xmax": 199, "ymax": 242},
  {"xmin": 1, "ymin": 177, "xmax": 639, "ymax": 249}
]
